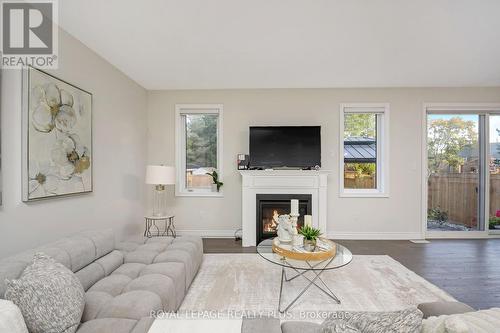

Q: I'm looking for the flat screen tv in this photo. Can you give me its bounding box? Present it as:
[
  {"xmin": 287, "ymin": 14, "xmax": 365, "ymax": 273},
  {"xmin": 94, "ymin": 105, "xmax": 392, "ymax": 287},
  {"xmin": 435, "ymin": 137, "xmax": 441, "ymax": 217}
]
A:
[{"xmin": 249, "ymin": 126, "xmax": 321, "ymax": 169}]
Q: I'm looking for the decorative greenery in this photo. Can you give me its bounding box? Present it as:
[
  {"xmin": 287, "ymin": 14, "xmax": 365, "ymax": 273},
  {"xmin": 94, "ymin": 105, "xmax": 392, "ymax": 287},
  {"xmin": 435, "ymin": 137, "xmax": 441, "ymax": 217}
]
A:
[
  {"xmin": 489, "ymin": 216, "xmax": 500, "ymax": 229},
  {"xmin": 206, "ymin": 170, "xmax": 223, "ymax": 191},
  {"xmin": 428, "ymin": 207, "xmax": 448, "ymax": 223},
  {"xmin": 299, "ymin": 225, "xmax": 322, "ymax": 241}
]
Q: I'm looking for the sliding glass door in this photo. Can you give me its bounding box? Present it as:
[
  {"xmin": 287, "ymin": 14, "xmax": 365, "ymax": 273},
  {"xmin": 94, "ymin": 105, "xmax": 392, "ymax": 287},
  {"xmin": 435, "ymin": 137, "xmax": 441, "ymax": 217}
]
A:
[
  {"xmin": 426, "ymin": 114, "xmax": 482, "ymax": 232},
  {"xmin": 489, "ymin": 115, "xmax": 500, "ymax": 232}
]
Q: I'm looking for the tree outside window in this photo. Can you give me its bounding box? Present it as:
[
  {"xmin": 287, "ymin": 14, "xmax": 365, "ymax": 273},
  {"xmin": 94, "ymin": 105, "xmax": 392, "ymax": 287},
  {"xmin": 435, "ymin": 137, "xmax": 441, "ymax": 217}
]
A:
[{"xmin": 344, "ymin": 113, "xmax": 377, "ymax": 189}]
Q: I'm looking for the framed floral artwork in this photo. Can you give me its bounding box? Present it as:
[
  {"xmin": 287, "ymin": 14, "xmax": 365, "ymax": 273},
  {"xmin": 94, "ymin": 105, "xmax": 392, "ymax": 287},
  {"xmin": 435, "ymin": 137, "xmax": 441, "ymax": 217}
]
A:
[{"xmin": 22, "ymin": 67, "xmax": 93, "ymax": 201}]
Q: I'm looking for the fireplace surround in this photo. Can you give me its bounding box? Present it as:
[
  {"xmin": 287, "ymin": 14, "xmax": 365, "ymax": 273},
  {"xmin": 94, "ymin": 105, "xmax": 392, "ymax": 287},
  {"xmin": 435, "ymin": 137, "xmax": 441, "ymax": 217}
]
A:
[
  {"xmin": 256, "ymin": 194, "xmax": 312, "ymax": 244},
  {"xmin": 240, "ymin": 170, "xmax": 329, "ymax": 246}
]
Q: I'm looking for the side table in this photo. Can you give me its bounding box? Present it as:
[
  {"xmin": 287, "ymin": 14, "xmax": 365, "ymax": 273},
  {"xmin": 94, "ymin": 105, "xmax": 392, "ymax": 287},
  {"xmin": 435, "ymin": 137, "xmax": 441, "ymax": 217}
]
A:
[{"xmin": 144, "ymin": 215, "xmax": 176, "ymax": 238}]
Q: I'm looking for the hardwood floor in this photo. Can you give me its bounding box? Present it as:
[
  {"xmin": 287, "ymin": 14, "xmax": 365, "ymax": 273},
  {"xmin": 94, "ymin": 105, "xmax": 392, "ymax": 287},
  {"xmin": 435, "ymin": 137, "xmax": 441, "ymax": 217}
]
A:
[{"xmin": 202, "ymin": 238, "xmax": 500, "ymax": 310}]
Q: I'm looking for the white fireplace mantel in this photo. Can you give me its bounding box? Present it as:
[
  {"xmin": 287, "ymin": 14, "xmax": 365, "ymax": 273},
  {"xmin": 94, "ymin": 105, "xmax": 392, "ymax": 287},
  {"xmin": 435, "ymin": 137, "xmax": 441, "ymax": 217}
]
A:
[{"xmin": 239, "ymin": 170, "xmax": 330, "ymax": 247}]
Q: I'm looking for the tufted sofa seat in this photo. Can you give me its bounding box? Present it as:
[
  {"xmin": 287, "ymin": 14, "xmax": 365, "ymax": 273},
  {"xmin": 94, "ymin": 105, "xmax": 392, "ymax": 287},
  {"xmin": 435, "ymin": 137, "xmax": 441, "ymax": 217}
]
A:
[{"xmin": 0, "ymin": 230, "xmax": 203, "ymax": 333}]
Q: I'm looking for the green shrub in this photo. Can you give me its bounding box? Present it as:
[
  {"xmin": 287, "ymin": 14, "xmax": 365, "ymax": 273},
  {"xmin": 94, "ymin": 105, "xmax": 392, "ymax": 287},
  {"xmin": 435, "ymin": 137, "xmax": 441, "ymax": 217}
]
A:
[
  {"xmin": 489, "ymin": 217, "xmax": 500, "ymax": 229},
  {"xmin": 428, "ymin": 208, "xmax": 448, "ymax": 222}
]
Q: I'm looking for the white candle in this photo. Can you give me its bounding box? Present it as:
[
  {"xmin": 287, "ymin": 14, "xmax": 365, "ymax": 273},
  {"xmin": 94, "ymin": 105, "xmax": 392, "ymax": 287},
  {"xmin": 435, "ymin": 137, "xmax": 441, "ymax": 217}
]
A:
[
  {"xmin": 304, "ymin": 215, "xmax": 312, "ymax": 227},
  {"xmin": 290, "ymin": 199, "xmax": 299, "ymax": 215}
]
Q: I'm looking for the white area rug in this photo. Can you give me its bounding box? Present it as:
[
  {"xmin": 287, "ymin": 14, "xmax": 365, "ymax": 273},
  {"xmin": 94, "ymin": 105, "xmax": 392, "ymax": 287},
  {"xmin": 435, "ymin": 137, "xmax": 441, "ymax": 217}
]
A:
[{"xmin": 179, "ymin": 254, "xmax": 455, "ymax": 313}]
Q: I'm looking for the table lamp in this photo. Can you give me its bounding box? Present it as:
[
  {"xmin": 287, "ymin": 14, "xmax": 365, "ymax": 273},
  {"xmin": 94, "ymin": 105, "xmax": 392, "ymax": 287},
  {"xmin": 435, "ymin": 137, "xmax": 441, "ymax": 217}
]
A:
[{"xmin": 146, "ymin": 165, "xmax": 175, "ymax": 216}]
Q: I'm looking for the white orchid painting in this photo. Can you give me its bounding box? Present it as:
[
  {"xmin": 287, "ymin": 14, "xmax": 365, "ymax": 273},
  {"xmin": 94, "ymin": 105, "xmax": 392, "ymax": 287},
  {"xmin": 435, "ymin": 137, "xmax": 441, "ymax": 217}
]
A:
[{"xmin": 23, "ymin": 67, "xmax": 92, "ymax": 201}]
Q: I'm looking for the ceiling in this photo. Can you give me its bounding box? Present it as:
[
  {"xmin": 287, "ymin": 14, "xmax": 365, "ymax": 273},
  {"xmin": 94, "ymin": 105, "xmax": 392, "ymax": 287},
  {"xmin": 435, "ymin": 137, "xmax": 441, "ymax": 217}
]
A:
[{"xmin": 59, "ymin": 0, "xmax": 500, "ymax": 90}]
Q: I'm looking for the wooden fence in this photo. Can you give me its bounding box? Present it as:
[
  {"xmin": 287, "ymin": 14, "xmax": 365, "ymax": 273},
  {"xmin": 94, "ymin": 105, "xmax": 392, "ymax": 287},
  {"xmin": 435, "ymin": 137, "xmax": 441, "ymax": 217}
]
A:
[
  {"xmin": 428, "ymin": 173, "xmax": 500, "ymax": 227},
  {"xmin": 344, "ymin": 171, "xmax": 376, "ymax": 189}
]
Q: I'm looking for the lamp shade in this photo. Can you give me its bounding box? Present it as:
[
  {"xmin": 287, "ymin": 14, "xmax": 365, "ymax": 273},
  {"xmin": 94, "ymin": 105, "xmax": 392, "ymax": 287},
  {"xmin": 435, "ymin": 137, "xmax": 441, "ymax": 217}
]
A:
[{"xmin": 146, "ymin": 165, "xmax": 175, "ymax": 185}]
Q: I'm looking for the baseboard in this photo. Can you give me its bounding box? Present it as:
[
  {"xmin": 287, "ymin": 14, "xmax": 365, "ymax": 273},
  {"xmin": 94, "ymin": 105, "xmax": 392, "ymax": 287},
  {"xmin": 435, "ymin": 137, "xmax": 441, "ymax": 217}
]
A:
[
  {"xmin": 176, "ymin": 229, "xmax": 236, "ymax": 238},
  {"xmin": 176, "ymin": 230, "xmax": 423, "ymax": 240},
  {"xmin": 325, "ymin": 232, "xmax": 423, "ymax": 240}
]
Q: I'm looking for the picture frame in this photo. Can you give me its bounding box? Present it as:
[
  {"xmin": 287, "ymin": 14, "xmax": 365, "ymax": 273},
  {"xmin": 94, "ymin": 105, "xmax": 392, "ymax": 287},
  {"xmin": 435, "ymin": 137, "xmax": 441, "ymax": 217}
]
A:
[{"xmin": 22, "ymin": 67, "xmax": 93, "ymax": 201}]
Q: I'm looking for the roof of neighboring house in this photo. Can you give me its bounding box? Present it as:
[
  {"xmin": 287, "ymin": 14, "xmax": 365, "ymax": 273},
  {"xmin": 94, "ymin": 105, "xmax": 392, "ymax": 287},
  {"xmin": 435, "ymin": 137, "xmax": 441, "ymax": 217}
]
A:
[{"xmin": 344, "ymin": 137, "xmax": 376, "ymax": 163}]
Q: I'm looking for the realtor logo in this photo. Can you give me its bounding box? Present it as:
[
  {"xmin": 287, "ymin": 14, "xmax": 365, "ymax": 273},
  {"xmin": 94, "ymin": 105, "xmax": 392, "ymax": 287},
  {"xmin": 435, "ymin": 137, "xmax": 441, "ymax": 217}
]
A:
[{"xmin": 1, "ymin": 0, "xmax": 58, "ymax": 68}]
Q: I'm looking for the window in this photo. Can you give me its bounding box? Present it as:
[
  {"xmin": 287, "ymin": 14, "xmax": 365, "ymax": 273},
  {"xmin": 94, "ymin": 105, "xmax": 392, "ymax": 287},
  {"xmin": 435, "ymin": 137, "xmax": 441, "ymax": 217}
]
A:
[
  {"xmin": 340, "ymin": 103, "xmax": 389, "ymax": 197},
  {"xmin": 175, "ymin": 104, "xmax": 223, "ymax": 196}
]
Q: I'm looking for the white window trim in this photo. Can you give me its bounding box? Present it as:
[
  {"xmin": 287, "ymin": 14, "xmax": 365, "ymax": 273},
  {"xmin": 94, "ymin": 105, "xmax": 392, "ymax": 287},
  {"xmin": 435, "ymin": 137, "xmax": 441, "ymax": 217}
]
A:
[
  {"xmin": 175, "ymin": 104, "xmax": 223, "ymax": 197},
  {"xmin": 339, "ymin": 103, "xmax": 390, "ymax": 198}
]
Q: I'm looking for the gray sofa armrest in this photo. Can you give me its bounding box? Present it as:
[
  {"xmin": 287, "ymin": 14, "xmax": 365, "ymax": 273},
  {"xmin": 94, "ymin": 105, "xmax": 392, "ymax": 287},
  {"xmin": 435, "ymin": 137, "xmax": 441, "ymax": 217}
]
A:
[
  {"xmin": 241, "ymin": 317, "xmax": 282, "ymax": 333},
  {"xmin": 417, "ymin": 301, "xmax": 475, "ymax": 319}
]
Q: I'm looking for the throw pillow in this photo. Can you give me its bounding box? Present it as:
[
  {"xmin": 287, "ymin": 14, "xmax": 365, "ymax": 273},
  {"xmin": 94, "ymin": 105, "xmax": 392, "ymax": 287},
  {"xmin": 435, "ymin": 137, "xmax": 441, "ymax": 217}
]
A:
[
  {"xmin": 4, "ymin": 253, "xmax": 85, "ymax": 333},
  {"xmin": 320, "ymin": 308, "xmax": 423, "ymax": 333},
  {"xmin": 444, "ymin": 317, "xmax": 471, "ymax": 333},
  {"xmin": 0, "ymin": 300, "xmax": 29, "ymax": 333}
]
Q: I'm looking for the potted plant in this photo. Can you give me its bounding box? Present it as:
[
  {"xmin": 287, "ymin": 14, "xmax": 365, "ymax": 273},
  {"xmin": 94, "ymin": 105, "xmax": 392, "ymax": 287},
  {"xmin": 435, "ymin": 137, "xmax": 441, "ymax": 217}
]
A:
[
  {"xmin": 206, "ymin": 170, "xmax": 223, "ymax": 192},
  {"xmin": 489, "ymin": 216, "xmax": 500, "ymax": 230},
  {"xmin": 299, "ymin": 225, "xmax": 322, "ymax": 251}
]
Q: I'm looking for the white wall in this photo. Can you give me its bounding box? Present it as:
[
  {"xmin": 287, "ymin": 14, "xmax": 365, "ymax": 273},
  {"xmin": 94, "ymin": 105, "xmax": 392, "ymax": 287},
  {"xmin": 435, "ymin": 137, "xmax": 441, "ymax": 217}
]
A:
[
  {"xmin": 0, "ymin": 29, "xmax": 148, "ymax": 258},
  {"xmin": 147, "ymin": 88, "xmax": 500, "ymax": 239}
]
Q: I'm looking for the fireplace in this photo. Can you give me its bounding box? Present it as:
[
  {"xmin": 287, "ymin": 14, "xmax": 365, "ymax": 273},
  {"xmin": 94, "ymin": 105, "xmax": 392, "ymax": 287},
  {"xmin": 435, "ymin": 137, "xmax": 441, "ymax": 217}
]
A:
[{"xmin": 256, "ymin": 194, "xmax": 312, "ymax": 244}]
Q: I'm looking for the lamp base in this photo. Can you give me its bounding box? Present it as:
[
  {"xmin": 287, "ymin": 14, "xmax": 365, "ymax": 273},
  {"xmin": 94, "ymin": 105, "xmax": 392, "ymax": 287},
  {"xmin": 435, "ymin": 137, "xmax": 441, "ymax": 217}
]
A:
[{"xmin": 153, "ymin": 185, "xmax": 166, "ymax": 217}]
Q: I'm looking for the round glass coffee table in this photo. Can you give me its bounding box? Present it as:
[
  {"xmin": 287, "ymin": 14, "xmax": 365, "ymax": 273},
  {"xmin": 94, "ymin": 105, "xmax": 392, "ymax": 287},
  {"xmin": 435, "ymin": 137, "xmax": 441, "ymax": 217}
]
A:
[{"xmin": 257, "ymin": 238, "xmax": 353, "ymax": 313}]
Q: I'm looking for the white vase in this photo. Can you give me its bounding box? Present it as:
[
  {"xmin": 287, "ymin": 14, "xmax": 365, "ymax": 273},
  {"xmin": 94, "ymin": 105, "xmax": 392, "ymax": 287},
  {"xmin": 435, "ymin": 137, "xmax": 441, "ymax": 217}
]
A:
[{"xmin": 211, "ymin": 184, "xmax": 218, "ymax": 192}]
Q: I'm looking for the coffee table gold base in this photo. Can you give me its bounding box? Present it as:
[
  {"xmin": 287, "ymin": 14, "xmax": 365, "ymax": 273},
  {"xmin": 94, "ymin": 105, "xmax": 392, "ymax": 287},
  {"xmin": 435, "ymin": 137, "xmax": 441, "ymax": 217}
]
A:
[{"xmin": 278, "ymin": 256, "xmax": 341, "ymax": 313}]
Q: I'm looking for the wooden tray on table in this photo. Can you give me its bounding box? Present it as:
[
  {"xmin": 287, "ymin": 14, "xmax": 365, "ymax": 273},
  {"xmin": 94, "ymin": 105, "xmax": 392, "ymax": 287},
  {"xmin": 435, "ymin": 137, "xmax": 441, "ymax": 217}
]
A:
[{"xmin": 272, "ymin": 237, "xmax": 337, "ymax": 261}]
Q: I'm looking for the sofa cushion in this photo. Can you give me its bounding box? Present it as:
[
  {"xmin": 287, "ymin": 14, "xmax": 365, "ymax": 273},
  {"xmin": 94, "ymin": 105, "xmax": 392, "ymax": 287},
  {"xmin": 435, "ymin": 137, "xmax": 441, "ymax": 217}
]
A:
[
  {"xmin": 144, "ymin": 236, "xmax": 174, "ymax": 246},
  {"xmin": 83, "ymin": 291, "xmax": 114, "ymax": 322},
  {"xmin": 88, "ymin": 274, "xmax": 132, "ymax": 296},
  {"xmin": 171, "ymin": 236, "xmax": 203, "ymax": 254},
  {"xmin": 418, "ymin": 301, "xmax": 475, "ymax": 319},
  {"xmin": 84, "ymin": 259, "xmax": 188, "ymax": 321},
  {"xmin": 281, "ymin": 321, "xmax": 320, "ymax": 333},
  {"xmin": 443, "ymin": 317, "xmax": 470, "ymax": 333},
  {"xmin": 421, "ymin": 308, "xmax": 500, "ymax": 333},
  {"xmin": 110, "ymin": 262, "xmax": 186, "ymax": 310},
  {"xmin": 153, "ymin": 249, "xmax": 196, "ymax": 288},
  {"xmin": 76, "ymin": 318, "xmax": 154, "ymax": 333},
  {"xmin": 76, "ymin": 318, "xmax": 137, "ymax": 333},
  {"xmin": 4, "ymin": 253, "xmax": 85, "ymax": 333},
  {"xmin": 140, "ymin": 262, "xmax": 186, "ymax": 308},
  {"xmin": 168, "ymin": 242, "xmax": 202, "ymax": 268},
  {"xmin": 123, "ymin": 274, "xmax": 177, "ymax": 311},
  {"xmin": 79, "ymin": 229, "xmax": 115, "ymax": 258},
  {"xmin": 131, "ymin": 318, "xmax": 156, "ymax": 333},
  {"xmin": 122, "ymin": 236, "xmax": 203, "ymax": 289},
  {"xmin": 95, "ymin": 250, "xmax": 124, "ymax": 275},
  {"xmin": 136, "ymin": 242, "xmax": 169, "ymax": 253},
  {"xmin": 76, "ymin": 262, "xmax": 106, "ymax": 291},
  {"xmin": 51, "ymin": 237, "xmax": 97, "ymax": 272},
  {"xmin": 124, "ymin": 250, "xmax": 158, "ymax": 265},
  {"xmin": 115, "ymin": 241, "xmax": 141, "ymax": 253},
  {"xmin": 241, "ymin": 317, "xmax": 282, "ymax": 333},
  {"xmin": 96, "ymin": 290, "xmax": 162, "ymax": 320},
  {"xmin": 112, "ymin": 263, "xmax": 147, "ymax": 279},
  {"xmin": 0, "ymin": 300, "xmax": 29, "ymax": 333},
  {"xmin": 320, "ymin": 308, "xmax": 423, "ymax": 333}
]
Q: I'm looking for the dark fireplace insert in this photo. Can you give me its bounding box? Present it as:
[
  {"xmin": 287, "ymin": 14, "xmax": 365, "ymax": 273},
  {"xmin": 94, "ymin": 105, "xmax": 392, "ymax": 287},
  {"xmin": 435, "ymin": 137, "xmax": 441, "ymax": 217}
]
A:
[{"xmin": 256, "ymin": 194, "xmax": 312, "ymax": 244}]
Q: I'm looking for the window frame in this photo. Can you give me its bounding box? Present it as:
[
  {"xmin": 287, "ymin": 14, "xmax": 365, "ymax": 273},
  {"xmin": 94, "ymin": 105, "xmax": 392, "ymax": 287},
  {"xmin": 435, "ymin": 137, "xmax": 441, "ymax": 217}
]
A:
[
  {"xmin": 175, "ymin": 104, "xmax": 223, "ymax": 197},
  {"xmin": 339, "ymin": 103, "xmax": 390, "ymax": 197}
]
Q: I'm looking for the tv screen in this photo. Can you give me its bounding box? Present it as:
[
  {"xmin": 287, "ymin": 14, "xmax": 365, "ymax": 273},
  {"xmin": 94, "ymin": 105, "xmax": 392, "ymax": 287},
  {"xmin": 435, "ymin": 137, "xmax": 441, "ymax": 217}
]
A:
[{"xmin": 249, "ymin": 126, "xmax": 321, "ymax": 169}]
